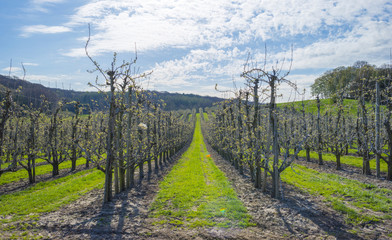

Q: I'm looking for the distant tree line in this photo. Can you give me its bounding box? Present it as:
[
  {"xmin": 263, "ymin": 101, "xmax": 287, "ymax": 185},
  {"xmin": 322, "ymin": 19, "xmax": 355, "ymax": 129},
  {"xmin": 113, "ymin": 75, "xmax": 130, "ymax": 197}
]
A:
[
  {"xmin": 0, "ymin": 74, "xmax": 222, "ymax": 112},
  {"xmin": 311, "ymin": 61, "xmax": 392, "ymax": 102}
]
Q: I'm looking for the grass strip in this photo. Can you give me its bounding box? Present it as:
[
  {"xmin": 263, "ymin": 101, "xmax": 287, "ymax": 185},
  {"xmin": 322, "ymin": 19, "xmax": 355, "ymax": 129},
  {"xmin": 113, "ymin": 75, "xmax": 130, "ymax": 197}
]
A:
[
  {"xmin": 203, "ymin": 112, "xmax": 209, "ymax": 122},
  {"xmin": 150, "ymin": 114, "xmax": 253, "ymax": 228},
  {"xmin": 0, "ymin": 158, "xmax": 87, "ymax": 186},
  {"xmin": 297, "ymin": 150, "xmax": 389, "ymax": 173},
  {"xmin": 0, "ymin": 168, "xmax": 104, "ymax": 222},
  {"xmin": 0, "ymin": 158, "xmax": 47, "ymax": 169},
  {"xmin": 278, "ymin": 98, "xmax": 374, "ymax": 115},
  {"xmin": 282, "ymin": 164, "xmax": 392, "ymax": 224}
]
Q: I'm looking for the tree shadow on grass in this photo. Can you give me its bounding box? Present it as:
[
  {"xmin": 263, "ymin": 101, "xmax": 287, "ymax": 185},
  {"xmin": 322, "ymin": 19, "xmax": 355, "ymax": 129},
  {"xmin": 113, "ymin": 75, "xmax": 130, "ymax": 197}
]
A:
[{"xmin": 274, "ymin": 192, "xmax": 362, "ymax": 240}]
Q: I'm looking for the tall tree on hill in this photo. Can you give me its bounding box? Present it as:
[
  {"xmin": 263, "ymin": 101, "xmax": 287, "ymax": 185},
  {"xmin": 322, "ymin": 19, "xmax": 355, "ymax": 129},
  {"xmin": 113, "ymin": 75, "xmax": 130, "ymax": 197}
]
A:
[{"xmin": 309, "ymin": 61, "xmax": 392, "ymax": 101}]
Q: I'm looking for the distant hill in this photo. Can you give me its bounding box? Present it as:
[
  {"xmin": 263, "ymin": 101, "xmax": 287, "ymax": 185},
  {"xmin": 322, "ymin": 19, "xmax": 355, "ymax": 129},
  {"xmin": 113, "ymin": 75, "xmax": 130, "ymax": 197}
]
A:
[{"xmin": 0, "ymin": 75, "xmax": 223, "ymax": 112}]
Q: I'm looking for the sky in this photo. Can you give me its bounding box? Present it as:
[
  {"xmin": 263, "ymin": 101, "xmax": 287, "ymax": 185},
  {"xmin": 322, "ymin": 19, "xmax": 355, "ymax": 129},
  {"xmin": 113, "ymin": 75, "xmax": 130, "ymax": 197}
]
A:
[{"xmin": 1, "ymin": 0, "xmax": 391, "ymax": 102}]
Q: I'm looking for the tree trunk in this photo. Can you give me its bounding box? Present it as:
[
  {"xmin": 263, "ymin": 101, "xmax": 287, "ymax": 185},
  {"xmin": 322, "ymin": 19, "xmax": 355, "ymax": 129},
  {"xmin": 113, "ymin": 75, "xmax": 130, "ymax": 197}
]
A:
[
  {"xmin": 262, "ymin": 163, "xmax": 268, "ymax": 193},
  {"xmin": 384, "ymin": 112, "xmax": 392, "ymax": 181},
  {"xmin": 254, "ymin": 160, "xmax": 262, "ymax": 189},
  {"xmin": 253, "ymin": 78, "xmax": 262, "ymax": 189},
  {"xmin": 270, "ymin": 77, "xmax": 281, "ymax": 199},
  {"xmin": 126, "ymin": 86, "xmax": 133, "ymax": 189},
  {"xmin": 306, "ymin": 148, "xmax": 310, "ymax": 162},
  {"xmin": 104, "ymin": 166, "xmax": 113, "ymax": 202},
  {"xmin": 375, "ymin": 81, "xmax": 381, "ymax": 178},
  {"xmin": 32, "ymin": 157, "xmax": 36, "ymax": 183},
  {"xmin": 52, "ymin": 161, "xmax": 59, "ymax": 176},
  {"xmin": 28, "ymin": 167, "xmax": 34, "ymax": 184},
  {"xmin": 249, "ymin": 162, "xmax": 255, "ymax": 182},
  {"xmin": 271, "ymin": 169, "xmax": 280, "ymax": 199},
  {"xmin": 363, "ymin": 151, "xmax": 371, "ymax": 175},
  {"xmin": 148, "ymin": 158, "xmax": 152, "ymax": 173},
  {"xmin": 114, "ymin": 161, "xmax": 119, "ymax": 194},
  {"xmin": 336, "ymin": 153, "xmax": 341, "ymax": 170},
  {"xmin": 317, "ymin": 96, "xmax": 323, "ymax": 165},
  {"xmin": 0, "ymin": 91, "xmax": 12, "ymax": 153},
  {"xmin": 117, "ymin": 113, "xmax": 125, "ymax": 192},
  {"xmin": 139, "ymin": 160, "xmax": 144, "ymax": 182},
  {"xmin": 239, "ymin": 153, "xmax": 244, "ymax": 175},
  {"xmin": 159, "ymin": 152, "xmax": 163, "ymax": 168},
  {"xmin": 154, "ymin": 156, "xmax": 159, "ymax": 174},
  {"xmin": 71, "ymin": 146, "xmax": 77, "ymax": 171},
  {"xmin": 104, "ymin": 71, "xmax": 116, "ymax": 203},
  {"xmin": 50, "ymin": 148, "xmax": 59, "ymax": 176},
  {"xmin": 154, "ymin": 114, "xmax": 159, "ymax": 175},
  {"xmin": 129, "ymin": 166, "xmax": 135, "ymax": 188}
]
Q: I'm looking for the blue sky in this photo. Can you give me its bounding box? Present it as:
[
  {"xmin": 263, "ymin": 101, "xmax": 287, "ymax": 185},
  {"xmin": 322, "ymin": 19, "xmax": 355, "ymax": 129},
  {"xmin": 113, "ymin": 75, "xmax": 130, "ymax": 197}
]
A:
[{"xmin": 1, "ymin": 0, "xmax": 391, "ymax": 102}]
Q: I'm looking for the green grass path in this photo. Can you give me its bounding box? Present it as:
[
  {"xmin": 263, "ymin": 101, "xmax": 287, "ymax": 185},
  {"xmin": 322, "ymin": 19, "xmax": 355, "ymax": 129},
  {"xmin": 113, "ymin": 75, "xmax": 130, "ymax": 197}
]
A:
[{"xmin": 150, "ymin": 114, "xmax": 252, "ymax": 228}]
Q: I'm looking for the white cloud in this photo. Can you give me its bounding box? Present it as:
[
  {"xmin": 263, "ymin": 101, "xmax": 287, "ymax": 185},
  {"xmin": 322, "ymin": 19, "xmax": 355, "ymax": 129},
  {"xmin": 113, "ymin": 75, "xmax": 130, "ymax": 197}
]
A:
[
  {"xmin": 32, "ymin": 0, "xmax": 64, "ymax": 4},
  {"xmin": 64, "ymin": 0, "xmax": 254, "ymax": 56},
  {"xmin": 285, "ymin": 20, "xmax": 392, "ymax": 70},
  {"xmin": 19, "ymin": 1, "xmax": 392, "ymax": 55},
  {"xmin": 27, "ymin": 74, "xmax": 61, "ymax": 82},
  {"xmin": 22, "ymin": 62, "xmax": 39, "ymax": 66},
  {"xmin": 29, "ymin": 0, "xmax": 66, "ymax": 12},
  {"xmin": 1, "ymin": 67, "xmax": 22, "ymax": 74},
  {"xmin": 48, "ymin": 0, "xmax": 392, "ymax": 98},
  {"xmin": 21, "ymin": 25, "xmax": 72, "ymax": 37},
  {"xmin": 144, "ymin": 47, "xmax": 250, "ymax": 94}
]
